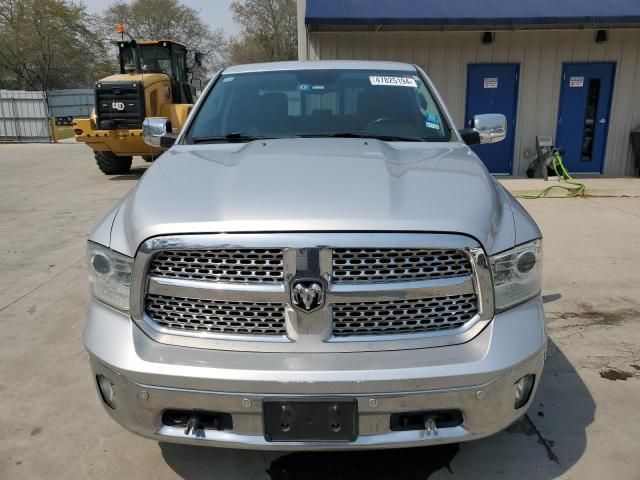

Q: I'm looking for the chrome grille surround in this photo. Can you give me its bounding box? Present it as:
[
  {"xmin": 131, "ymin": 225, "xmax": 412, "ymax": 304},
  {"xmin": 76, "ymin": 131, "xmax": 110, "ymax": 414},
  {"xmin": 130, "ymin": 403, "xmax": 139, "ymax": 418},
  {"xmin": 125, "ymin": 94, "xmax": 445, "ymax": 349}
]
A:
[
  {"xmin": 332, "ymin": 248, "xmax": 472, "ymax": 283},
  {"xmin": 145, "ymin": 294, "xmax": 286, "ymax": 335},
  {"xmin": 333, "ymin": 293, "xmax": 478, "ymax": 336},
  {"xmin": 149, "ymin": 249, "xmax": 284, "ymax": 283},
  {"xmin": 130, "ymin": 233, "xmax": 494, "ymax": 353}
]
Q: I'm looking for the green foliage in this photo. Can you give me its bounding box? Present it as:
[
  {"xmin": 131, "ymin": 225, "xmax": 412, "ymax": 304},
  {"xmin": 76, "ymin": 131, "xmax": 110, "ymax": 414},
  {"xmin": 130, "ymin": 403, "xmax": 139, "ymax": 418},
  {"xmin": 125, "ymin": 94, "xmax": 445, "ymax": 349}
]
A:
[
  {"xmin": 0, "ymin": 0, "xmax": 116, "ymax": 90},
  {"xmin": 0, "ymin": 0, "xmax": 301, "ymax": 90},
  {"xmin": 229, "ymin": 0, "xmax": 297, "ymax": 64}
]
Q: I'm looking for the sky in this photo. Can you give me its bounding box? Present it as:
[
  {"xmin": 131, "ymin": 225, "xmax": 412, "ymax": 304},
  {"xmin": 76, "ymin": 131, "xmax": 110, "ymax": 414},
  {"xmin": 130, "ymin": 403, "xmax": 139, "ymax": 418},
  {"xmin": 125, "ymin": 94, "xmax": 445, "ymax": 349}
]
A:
[{"xmin": 82, "ymin": 0, "xmax": 240, "ymax": 34}]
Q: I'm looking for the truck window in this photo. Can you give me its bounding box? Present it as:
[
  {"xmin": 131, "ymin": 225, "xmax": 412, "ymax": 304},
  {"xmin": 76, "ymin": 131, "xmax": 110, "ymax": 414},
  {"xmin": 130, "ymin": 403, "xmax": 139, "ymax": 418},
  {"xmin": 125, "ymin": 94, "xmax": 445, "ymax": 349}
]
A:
[{"xmin": 186, "ymin": 69, "xmax": 452, "ymax": 142}]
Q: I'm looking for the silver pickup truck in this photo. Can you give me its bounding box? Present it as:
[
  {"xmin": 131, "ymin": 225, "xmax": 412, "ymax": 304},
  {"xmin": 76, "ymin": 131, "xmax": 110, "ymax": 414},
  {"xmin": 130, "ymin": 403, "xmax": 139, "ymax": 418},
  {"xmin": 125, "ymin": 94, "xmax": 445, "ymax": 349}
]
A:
[{"xmin": 84, "ymin": 60, "xmax": 546, "ymax": 450}]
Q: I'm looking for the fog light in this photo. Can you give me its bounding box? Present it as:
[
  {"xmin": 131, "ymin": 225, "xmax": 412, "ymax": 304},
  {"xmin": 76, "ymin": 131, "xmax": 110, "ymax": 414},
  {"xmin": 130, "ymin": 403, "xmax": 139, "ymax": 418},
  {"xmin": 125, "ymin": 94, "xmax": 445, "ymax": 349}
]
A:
[
  {"xmin": 514, "ymin": 374, "xmax": 535, "ymax": 409},
  {"xmin": 97, "ymin": 375, "xmax": 116, "ymax": 409}
]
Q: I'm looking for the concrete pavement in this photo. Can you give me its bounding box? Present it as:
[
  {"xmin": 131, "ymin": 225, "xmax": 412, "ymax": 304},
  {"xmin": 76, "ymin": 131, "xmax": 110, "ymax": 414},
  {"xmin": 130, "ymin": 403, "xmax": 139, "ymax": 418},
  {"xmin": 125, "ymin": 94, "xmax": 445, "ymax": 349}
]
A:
[{"xmin": 1, "ymin": 143, "xmax": 639, "ymax": 479}]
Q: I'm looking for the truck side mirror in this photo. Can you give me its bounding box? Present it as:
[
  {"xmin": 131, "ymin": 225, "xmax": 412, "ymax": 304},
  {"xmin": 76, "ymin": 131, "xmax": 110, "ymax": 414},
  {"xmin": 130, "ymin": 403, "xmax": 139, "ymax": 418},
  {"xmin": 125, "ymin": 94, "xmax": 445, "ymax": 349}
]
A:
[
  {"xmin": 194, "ymin": 52, "xmax": 204, "ymax": 67},
  {"xmin": 474, "ymin": 113, "xmax": 507, "ymax": 144},
  {"xmin": 459, "ymin": 113, "xmax": 507, "ymax": 146},
  {"xmin": 142, "ymin": 117, "xmax": 177, "ymax": 148}
]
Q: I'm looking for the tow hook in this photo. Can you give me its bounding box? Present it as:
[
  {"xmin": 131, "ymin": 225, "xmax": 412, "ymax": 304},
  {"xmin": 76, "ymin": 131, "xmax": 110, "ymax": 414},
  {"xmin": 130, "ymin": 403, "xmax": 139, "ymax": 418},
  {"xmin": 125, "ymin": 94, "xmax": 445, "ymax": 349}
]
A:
[
  {"xmin": 184, "ymin": 414, "xmax": 201, "ymax": 436},
  {"xmin": 424, "ymin": 416, "xmax": 438, "ymax": 436}
]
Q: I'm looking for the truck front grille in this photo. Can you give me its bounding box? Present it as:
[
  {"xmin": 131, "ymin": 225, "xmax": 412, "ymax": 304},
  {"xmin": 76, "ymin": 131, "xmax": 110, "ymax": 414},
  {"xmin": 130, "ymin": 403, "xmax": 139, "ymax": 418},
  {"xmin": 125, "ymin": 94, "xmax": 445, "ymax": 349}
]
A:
[
  {"xmin": 332, "ymin": 248, "xmax": 472, "ymax": 283},
  {"xmin": 149, "ymin": 249, "xmax": 284, "ymax": 283},
  {"xmin": 145, "ymin": 294, "xmax": 287, "ymax": 336},
  {"xmin": 332, "ymin": 293, "xmax": 478, "ymax": 336},
  {"xmin": 134, "ymin": 234, "xmax": 490, "ymax": 352}
]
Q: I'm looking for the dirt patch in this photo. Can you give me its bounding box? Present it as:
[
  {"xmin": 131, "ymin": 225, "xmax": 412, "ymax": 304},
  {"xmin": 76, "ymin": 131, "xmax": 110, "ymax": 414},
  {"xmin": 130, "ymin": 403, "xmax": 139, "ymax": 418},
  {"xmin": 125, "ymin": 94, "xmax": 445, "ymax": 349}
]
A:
[
  {"xmin": 599, "ymin": 368, "xmax": 634, "ymax": 381},
  {"xmin": 549, "ymin": 303, "xmax": 639, "ymax": 328}
]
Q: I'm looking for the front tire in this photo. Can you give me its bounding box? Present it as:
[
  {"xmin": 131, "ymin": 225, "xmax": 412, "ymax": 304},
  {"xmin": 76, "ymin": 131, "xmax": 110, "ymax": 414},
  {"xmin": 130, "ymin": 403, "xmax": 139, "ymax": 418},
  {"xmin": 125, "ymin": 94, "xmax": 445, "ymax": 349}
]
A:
[{"xmin": 95, "ymin": 151, "xmax": 132, "ymax": 175}]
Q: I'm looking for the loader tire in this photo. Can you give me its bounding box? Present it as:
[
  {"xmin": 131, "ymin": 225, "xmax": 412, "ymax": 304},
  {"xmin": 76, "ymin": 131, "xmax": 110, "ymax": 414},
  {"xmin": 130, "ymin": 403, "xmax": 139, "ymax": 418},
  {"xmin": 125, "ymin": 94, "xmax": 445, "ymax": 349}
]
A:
[
  {"xmin": 142, "ymin": 153, "xmax": 163, "ymax": 162},
  {"xmin": 95, "ymin": 151, "xmax": 132, "ymax": 175}
]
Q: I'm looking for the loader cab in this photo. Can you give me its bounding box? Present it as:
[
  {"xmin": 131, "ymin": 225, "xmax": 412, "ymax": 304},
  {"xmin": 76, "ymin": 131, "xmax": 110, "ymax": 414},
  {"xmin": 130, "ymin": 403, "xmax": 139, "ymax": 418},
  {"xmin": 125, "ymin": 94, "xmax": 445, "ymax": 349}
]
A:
[{"xmin": 117, "ymin": 40, "xmax": 195, "ymax": 104}]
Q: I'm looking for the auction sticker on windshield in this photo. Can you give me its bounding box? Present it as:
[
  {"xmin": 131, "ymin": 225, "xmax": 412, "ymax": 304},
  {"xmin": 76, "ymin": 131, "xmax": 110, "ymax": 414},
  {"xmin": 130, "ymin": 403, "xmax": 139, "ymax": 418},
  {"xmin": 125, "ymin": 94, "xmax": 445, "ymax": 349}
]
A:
[{"xmin": 369, "ymin": 76, "xmax": 417, "ymax": 87}]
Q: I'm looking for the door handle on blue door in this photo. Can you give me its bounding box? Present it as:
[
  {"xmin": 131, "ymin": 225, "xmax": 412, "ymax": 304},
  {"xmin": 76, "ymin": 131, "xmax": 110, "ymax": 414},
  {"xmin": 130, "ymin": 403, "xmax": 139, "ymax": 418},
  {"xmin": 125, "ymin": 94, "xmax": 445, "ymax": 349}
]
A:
[{"xmin": 598, "ymin": 118, "xmax": 607, "ymax": 124}]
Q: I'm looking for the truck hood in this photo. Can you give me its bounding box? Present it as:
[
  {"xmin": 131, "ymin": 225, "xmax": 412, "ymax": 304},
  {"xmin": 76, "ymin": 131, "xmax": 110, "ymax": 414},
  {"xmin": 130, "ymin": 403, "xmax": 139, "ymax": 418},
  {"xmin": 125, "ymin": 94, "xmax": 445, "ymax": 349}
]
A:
[{"xmin": 110, "ymin": 138, "xmax": 518, "ymax": 256}]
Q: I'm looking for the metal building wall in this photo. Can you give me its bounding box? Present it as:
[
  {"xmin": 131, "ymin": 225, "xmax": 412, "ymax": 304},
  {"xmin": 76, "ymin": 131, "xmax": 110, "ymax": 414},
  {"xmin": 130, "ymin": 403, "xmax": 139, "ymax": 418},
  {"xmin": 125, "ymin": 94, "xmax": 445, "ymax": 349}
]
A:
[
  {"xmin": 47, "ymin": 89, "xmax": 94, "ymax": 119},
  {"xmin": 0, "ymin": 90, "xmax": 51, "ymax": 143},
  {"xmin": 305, "ymin": 29, "xmax": 640, "ymax": 176}
]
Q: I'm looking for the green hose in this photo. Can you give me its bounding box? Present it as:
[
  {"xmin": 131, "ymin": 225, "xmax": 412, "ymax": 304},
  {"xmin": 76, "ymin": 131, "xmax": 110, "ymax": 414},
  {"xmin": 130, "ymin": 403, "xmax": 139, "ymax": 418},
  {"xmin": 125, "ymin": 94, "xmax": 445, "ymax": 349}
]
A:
[{"xmin": 517, "ymin": 151, "xmax": 586, "ymax": 199}]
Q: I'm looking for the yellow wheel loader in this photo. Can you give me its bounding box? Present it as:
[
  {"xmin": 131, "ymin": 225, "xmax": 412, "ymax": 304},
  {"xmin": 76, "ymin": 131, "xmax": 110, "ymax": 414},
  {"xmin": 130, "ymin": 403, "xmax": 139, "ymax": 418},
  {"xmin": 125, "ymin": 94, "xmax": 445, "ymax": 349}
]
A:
[{"xmin": 74, "ymin": 39, "xmax": 200, "ymax": 174}]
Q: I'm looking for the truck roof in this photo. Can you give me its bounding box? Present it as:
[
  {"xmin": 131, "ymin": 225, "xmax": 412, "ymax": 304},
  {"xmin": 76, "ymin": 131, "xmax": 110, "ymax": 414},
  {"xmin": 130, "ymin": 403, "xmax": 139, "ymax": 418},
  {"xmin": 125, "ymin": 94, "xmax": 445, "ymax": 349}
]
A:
[
  {"xmin": 223, "ymin": 60, "xmax": 417, "ymax": 75},
  {"xmin": 115, "ymin": 39, "xmax": 188, "ymax": 48}
]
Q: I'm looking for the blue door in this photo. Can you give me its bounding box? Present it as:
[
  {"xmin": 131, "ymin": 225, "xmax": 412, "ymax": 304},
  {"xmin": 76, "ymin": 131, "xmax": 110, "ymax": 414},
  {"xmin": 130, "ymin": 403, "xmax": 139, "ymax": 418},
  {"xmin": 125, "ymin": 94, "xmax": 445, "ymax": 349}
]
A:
[
  {"xmin": 556, "ymin": 63, "xmax": 615, "ymax": 173},
  {"xmin": 465, "ymin": 64, "xmax": 519, "ymax": 174}
]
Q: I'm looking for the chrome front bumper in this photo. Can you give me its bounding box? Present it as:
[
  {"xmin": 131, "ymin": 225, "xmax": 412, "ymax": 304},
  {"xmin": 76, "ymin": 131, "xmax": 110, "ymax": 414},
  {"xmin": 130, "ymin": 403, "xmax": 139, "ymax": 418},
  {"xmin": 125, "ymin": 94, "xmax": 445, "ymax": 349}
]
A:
[{"xmin": 84, "ymin": 297, "xmax": 546, "ymax": 450}]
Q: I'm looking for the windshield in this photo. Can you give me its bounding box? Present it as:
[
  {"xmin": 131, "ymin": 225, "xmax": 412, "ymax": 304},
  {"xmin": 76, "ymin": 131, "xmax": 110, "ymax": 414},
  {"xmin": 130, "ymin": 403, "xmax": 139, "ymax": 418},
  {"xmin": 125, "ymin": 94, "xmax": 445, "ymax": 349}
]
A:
[
  {"xmin": 120, "ymin": 45, "xmax": 174, "ymax": 78},
  {"xmin": 185, "ymin": 69, "xmax": 452, "ymax": 143}
]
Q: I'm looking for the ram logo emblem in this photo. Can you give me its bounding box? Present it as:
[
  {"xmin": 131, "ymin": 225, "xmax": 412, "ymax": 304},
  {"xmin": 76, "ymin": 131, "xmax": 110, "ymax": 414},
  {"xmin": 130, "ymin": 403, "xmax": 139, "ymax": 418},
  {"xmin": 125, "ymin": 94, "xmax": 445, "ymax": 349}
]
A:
[{"xmin": 291, "ymin": 281, "xmax": 325, "ymax": 313}]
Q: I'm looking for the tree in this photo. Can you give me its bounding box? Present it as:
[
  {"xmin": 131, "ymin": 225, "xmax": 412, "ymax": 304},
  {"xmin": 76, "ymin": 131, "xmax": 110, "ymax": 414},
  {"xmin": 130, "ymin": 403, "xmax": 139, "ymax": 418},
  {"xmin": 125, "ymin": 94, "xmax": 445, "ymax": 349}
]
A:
[
  {"xmin": 0, "ymin": 0, "xmax": 115, "ymax": 90},
  {"xmin": 101, "ymin": 0, "xmax": 228, "ymax": 78},
  {"xmin": 229, "ymin": 0, "xmax": 297, "ymax": 64}
]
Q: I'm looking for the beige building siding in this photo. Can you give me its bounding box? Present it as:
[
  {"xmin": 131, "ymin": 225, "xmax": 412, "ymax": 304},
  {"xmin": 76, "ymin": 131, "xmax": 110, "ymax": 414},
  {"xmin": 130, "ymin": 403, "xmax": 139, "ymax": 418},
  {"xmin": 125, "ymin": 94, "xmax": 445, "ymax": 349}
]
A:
[{"xmin": 301, "ymin": 29, "xmax": 640, "ymax": 176}]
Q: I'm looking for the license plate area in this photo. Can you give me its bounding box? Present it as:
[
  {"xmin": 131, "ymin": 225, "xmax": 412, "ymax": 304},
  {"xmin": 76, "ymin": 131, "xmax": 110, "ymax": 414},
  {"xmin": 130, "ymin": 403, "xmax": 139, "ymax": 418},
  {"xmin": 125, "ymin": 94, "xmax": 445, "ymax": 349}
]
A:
[{"xmin": 263, "ymin": 399, "xmax": 358, "ymax": 442}]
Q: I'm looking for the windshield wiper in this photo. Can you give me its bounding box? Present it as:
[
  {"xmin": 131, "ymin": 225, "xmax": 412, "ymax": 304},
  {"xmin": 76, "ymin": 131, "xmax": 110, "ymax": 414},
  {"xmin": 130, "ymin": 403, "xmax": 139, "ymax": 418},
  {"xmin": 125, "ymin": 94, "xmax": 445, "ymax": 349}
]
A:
[
  {"xmin": 191, "ymin": 132, "xmax": 272, "ymax": 143},
  {"xmin": 192, "ymin": 131, "xmax": 425, "ymax": 143},
  {"xmin": 307, "ymin": 132, "xmax": 425, "ymax": 142}
]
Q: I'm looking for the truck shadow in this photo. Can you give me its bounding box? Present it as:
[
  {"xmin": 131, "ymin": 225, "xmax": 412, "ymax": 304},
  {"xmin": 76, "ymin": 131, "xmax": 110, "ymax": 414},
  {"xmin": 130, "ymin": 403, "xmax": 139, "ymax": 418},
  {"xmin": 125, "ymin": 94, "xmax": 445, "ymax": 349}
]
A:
[
  {"xmin": 107, "ymin": 166, "xmax": 147, "ymax": 181},
  {"xmin": 159, "ymin": 339, "xmax": 593, "ymax": 479}
]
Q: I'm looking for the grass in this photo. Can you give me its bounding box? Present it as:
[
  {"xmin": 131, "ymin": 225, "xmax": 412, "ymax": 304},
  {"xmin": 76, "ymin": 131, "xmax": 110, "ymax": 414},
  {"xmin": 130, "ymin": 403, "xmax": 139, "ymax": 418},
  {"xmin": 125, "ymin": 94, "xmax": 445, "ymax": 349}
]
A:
[{"xmin": 53, "ymin": 125, "xmax": 75, "ymax": 141}]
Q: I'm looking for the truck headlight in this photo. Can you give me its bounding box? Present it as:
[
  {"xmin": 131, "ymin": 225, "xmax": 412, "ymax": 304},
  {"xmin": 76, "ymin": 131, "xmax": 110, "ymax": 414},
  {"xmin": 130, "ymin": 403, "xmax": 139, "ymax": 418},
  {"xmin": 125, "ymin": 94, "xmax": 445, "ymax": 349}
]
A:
[
  {"xmin": 490, "ymin": 239, "xmax": 542, "ymax": 312},
  {"xmin": 88, "ymin": 241, "xmax": 133, "ymax": 311}
]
